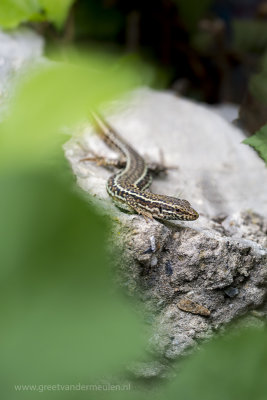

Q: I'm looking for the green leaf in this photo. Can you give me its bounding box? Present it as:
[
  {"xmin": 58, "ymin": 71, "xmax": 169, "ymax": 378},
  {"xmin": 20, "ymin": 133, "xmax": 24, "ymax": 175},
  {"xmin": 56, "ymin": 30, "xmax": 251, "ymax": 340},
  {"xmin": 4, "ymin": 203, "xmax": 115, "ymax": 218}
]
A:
[
  {"xmin": 0, "ymin": 0, "xmax": 41, "ymax": 29},
  {"xmin": 87, "ymin": 327, "xmax": 267, "ymax": 400},
  {"xmin": 244, "ymin": 124, "xmax": 267, "ymax": 166},
  {"xmin": 0, "ymin": 0, "xmax": 75, "ymax": 29},
  {"xmin": 163, "ymin": 328, "xmax": 267, "ymax": 400},
  {"xmin": 39, "ymin": 0, "xmax": 74, "ymax": 29},
  {"xmin": 0, "ymin": 52, "xmax": 141, "ymax": 170},
  {"xmin": 0, "ymin": 49, "xmax": 152, "ymax": 398},
  {"xmin": 0, "ymin": 164, "xmax": 148, "ymax": 399}
]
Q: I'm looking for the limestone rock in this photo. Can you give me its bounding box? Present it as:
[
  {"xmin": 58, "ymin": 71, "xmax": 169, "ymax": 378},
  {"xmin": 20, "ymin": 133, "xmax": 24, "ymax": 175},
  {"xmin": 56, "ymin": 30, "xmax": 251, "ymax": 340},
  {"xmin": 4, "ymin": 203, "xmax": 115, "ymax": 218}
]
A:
[
  {"xmin": 0, "ymin": 28, "xmax": 44, "ymax": 111},
  {"xmin": 64, "ymin": 88, "xmax": 267, "ymax": 373}
]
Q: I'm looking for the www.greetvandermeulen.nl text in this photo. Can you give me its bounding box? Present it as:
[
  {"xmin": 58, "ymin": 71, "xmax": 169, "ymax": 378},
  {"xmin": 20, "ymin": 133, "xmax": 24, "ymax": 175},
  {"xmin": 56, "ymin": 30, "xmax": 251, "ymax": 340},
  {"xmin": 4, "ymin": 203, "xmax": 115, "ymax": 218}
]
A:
[{"xmin": 14, "ymin": 383, "xmax": 131, "ymax": 392}]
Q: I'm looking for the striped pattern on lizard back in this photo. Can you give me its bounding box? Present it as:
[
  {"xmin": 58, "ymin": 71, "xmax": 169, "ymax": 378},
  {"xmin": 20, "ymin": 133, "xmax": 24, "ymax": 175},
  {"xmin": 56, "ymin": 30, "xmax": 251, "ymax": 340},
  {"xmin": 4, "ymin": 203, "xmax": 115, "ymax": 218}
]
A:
[{"xmin": 90, "ymin": 112, "xmax": 199, "ymax": 221}]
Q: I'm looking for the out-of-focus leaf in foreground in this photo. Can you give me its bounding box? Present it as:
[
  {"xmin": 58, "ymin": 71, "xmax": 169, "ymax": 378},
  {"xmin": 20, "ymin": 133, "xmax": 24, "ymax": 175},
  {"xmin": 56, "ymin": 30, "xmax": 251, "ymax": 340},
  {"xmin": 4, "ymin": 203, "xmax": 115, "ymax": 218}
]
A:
[
  {"xmin": 162, "ymin": 327, "xmax": 267, "ymax": 400},
  {"xmin": 38, "ymin": 0, "xmax": 74, "ymax": 29},
  {"xmin": 0, "ymin": 51, "xmax": 151, "ymax": 398},
  {"xmin": 0, "ymin": 161, "xmax": 148, "ymax": 399},
  {"xmin": 0, "ymin": 54, "xmax": 139, "ymax": 170},
  {"xmin": 243, "ymin": 124, "xmax": 267, "ymax": 166},
  {"xmin": 0, "ymin": 0, "xmax": 40, "ymax": 29},
  {"xmin": 0, "ymin": 0, "xmax": 75, "ymax": 29},
  {"xmin": 104, "ymin": 327, "xmax": 267, "ymax": 400}
]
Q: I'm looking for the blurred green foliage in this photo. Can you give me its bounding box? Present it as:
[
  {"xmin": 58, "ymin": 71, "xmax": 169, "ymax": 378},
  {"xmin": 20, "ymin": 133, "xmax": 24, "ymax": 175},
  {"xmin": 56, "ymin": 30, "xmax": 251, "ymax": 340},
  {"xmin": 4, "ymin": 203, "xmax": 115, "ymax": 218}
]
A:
[
  {"xmin": 173, "ymin": 0, "xmax": 212, "ymax": 31},
  {"xmin": 0, "ymin": 43, "xmax": 151, "ymax": 399},
  {"xmin": 163, "ymin": 327, "xmax": 267, "ymax": 400},
  {"xmin": 244, "ymin": 53, "xmax": 267, "ymax": 164},
  {"xmin": 0, "ymin": 53, "xmax": 144, "ymax": 170},
  {"xmin": 191, "ymin": 31, "xmax": 214, "ymax": 55},
  {"xmin": 233, "ymin": 20, "xmax": 267, "ymax": 54},
  {"xmin": 249, "ymin": 53, "xmax": 267, "ymax": 105},
  {"xmin": 74, "ymin": 0, "xmax": 124, "ymax": 41},
  {"xmin": 97, "ymin": 327, "xmax": 267, "ymax": 400},
  {"xmin": 0, "ymin": 165, "xmax": 149, "ymax": 399},
  {"xmin": 0, "ymin": 0, "xmax": 74, "ymax": 29},
  {"xmin": 39, "ymin": 0, "xmax": 74, "ymax": 28}
]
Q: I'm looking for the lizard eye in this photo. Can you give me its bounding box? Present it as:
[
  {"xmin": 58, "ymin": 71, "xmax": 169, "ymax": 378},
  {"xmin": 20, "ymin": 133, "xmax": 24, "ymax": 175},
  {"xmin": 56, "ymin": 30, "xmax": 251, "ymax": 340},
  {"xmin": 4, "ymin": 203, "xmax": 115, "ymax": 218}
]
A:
[{"xmin": 159, "ymin": 206, "xmax": 163, "ymax": 215}]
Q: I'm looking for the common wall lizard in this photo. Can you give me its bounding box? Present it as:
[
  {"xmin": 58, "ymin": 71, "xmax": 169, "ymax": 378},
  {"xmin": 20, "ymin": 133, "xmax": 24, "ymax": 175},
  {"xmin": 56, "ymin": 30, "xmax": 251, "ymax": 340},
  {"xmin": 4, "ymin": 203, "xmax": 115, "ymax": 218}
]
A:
[{"xmin": 82, "ymin": 112, "xmax": 199, "ymax": 221}]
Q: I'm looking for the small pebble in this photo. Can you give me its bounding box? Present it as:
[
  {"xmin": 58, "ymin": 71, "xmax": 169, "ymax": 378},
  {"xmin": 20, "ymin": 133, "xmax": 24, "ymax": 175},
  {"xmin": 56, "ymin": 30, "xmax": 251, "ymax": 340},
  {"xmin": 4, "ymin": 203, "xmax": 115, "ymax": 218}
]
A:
[
  {"xmin": 151, "ymin": 255, "xmax": 158, "ymax": 266},
  {"xmin": 224, "ymin": 287, "xmax": 239, "ymax": 298},
  {"xmin": 150, "ymin": 236, "xmax": 156, "ymax": 252},
  {"xmin": 177, "ymin": 298, "xmax": 210, "ymax": 316},
  {"xmin": 165, "ymin": 260, "xmax": 173, "ymax": 276}
]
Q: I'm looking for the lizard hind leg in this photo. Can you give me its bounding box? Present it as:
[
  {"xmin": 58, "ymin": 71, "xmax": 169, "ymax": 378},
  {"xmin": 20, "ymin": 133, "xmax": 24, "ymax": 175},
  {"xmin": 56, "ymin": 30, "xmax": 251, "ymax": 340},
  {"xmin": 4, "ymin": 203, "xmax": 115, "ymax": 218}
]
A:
[
  {"xmin": 111, "ymin": 195, "xmax": 154, "ymax": 222},
  {"xmin": 111, "ymin": 195, "xmax": 136, "ymax": 213},
  {"xmin": 134, "ymin": 207, "xmax": 154, "ymax": 222},
  {"xmin": 80, "ymin": 154, "xmax": 126, "ymax": 169}
]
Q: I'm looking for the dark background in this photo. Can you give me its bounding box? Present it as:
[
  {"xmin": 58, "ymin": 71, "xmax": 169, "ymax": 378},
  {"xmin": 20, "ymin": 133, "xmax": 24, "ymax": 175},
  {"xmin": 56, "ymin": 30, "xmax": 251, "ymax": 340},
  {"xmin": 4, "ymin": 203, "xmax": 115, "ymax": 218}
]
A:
[
  {"xmin": 46, "ymin": 1, "xmax": 265, "ymax": 100},
  {"xmin": 39, "ymin": 0, "xmax": 267, "ymax": 133}
]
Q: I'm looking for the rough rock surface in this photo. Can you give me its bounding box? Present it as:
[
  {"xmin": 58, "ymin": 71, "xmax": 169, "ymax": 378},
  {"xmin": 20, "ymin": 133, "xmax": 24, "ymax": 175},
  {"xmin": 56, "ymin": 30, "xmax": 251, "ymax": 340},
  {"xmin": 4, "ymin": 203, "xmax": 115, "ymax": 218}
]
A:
[{"xmin": 65, "ymin": 89, "xmax": 267, "ymax": 373}]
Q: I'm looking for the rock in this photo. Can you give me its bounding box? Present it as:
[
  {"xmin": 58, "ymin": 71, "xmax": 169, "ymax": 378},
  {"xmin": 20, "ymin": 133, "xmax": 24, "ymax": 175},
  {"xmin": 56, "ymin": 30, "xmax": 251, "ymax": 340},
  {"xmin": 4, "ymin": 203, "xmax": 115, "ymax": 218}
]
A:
[
  {"xmin": 210, "ymin": 103, "xmax": 238, "ymax": 124},
  {"xmin": 0, "ymin": 28, "xmax": 44, "ymax": 112},
  {"xmin": 64, "ymin": 88, "xmax": 267, "ymax": 371},
  {"xmin": 128, "ymin": 360, "xmax": 170, "ymax": 379}
]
